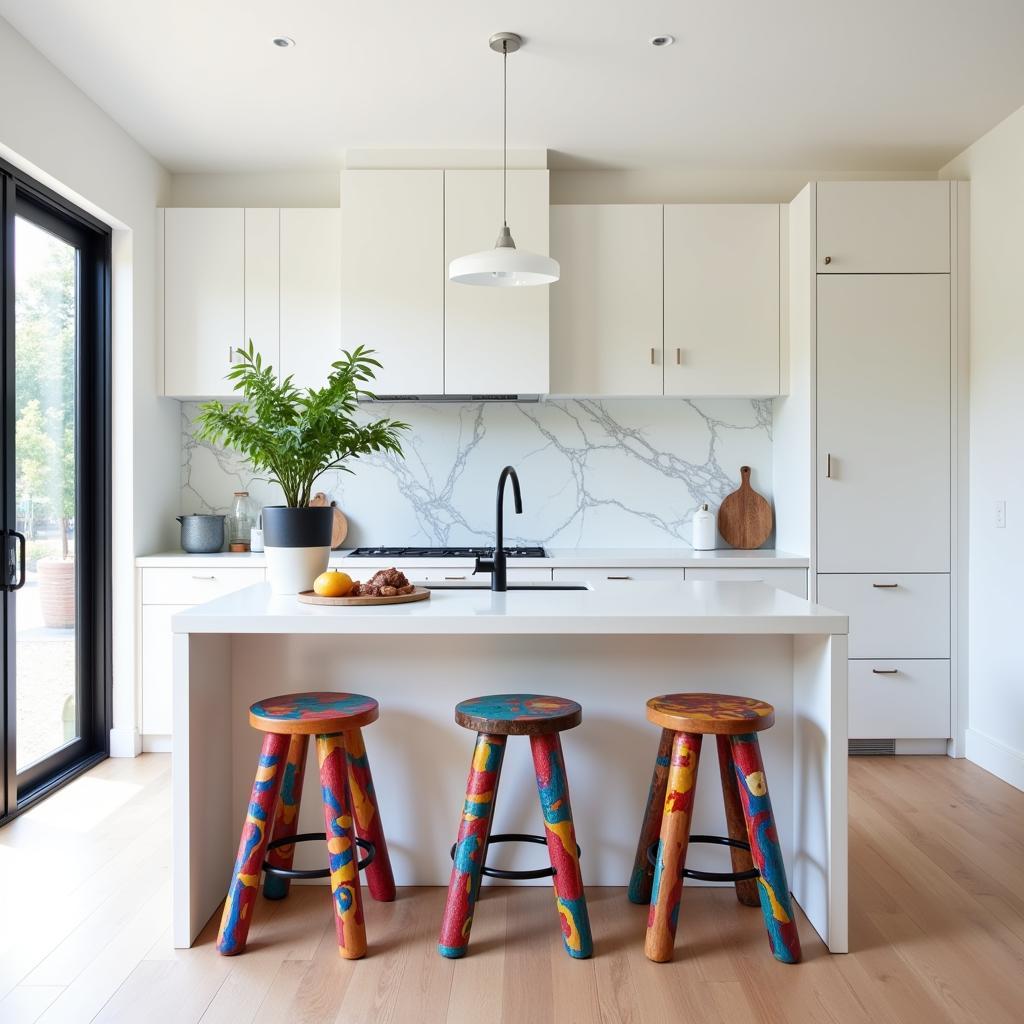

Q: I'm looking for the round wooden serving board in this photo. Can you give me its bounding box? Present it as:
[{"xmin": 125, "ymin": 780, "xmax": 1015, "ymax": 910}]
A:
[
  {"xmin": 297, "ymin": 586, "xmax": 431, "ymax": 607},
  {"xmin": 717, "ymin": 466, "xmax": 773, "ymax": 550},
  {"xmin": 309, "ymin": 492, "xmax": 349, "ymax": 549}
]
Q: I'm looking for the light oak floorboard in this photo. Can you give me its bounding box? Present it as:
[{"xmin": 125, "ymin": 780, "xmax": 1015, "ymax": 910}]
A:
[{"xmin": 1, "ymin": 755, "xmax": 1024, "ymax": 1022}]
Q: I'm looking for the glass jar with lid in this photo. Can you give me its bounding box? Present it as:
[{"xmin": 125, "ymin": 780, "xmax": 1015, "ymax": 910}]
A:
[{"xmin": 228, "ymin": 491, "xmax": 257, "ymax": 550}]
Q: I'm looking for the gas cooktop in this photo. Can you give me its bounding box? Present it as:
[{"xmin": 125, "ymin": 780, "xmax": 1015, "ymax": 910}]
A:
[{"xmin": 348, "ymin": 546, "xmax": 546, "ymax": 559}]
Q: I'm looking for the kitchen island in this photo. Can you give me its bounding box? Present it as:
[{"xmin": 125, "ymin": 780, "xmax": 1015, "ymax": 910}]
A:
[{"xmin": 171, "ymin": 580, "xmax": 848, "ymax": 953}]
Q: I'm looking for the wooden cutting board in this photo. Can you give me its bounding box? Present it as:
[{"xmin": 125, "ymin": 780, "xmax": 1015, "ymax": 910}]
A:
[
  {"xmin": 310, "ymin": 492, "xmax": 348, "ymax": 549},
  {"xmin": 717, "ymin": 466, "xmax": 773, "ymax": 550},
  {"xmin": 297, "ymin": 586, "xmax": 431, "ymax": 607}
]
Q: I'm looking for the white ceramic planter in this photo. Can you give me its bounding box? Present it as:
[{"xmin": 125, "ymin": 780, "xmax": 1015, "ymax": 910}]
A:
[{"xmin": 261, "ymin": 506, "xmax": 333, "ymax": 595}]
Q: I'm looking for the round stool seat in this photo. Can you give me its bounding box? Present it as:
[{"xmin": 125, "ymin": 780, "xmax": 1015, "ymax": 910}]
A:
[
  {"xmin": 454, "ymin": 693, "xmax": 581, "ymax": 736},
  {"xmin": 645, "ymin": 693, "xmax": 774, "ymax": 735},
  {"xmin": 249, "ymin": 692, "xmax": 379, "ymax": 735}
]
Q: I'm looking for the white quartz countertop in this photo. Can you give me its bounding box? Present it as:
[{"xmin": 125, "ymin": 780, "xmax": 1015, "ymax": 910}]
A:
[
  {"xmin": 172, "ymin": 580, "xmax": 845, "ymax": 637},
  {"xmin": 139, "ymin": 547, "xmax": 810, "ymax": 569}
]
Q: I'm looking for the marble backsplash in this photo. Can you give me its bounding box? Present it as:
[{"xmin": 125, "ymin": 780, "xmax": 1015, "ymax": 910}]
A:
[{"xmin": 180, "ymin": 399, "xmax": 774, "ymax": 548}]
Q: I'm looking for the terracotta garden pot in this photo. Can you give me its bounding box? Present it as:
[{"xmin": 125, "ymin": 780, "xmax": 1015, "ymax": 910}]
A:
[{"xmin": 38, "ymin": 556, "xmax": 76, "ymax": 629}]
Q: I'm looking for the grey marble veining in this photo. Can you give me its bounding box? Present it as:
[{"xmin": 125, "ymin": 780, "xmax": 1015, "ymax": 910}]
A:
[{"xmin": 180, "ymin": 399, "xmax": 774, "ymax": 548}]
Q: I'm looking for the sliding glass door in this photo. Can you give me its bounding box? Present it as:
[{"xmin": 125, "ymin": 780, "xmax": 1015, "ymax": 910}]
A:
[{"xmin": 1, "ymin": 160, "xmax": 111, "ymax": 820}]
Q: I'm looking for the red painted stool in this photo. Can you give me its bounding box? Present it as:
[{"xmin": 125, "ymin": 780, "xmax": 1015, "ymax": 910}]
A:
[
  {"xmin": 216, "ymin": 692, "xmax": 395, "ymax": 960},
  {"xmin": 629, "ymin": 693, "xmax": 802, "ymax": 965},
  {"xmin": 438, "ymin": 694, "xmax": 593, "ymax": 960}
]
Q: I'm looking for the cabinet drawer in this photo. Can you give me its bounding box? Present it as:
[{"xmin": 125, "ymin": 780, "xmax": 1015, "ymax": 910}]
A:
[
  {"xmin": 141, "ymin": 567, "xmax": 266, "ymax": 605},
  {"xmin": 816, "ymin": 574, "xmax": 949, "ymax": 658},
  {"xmin": 683, "ymin": 566, "xmax": 807, "ymax": 598},
  {"xmin": 848, "ymin": 660, "xmax": 950, "ymax": 739},
  {"xmin": 332, "ymin": 564, "xmax": 552, "ymax": 584},
  {"xmin": 553, "ymin": 567, "xmax": 684, "ymax": 589}
]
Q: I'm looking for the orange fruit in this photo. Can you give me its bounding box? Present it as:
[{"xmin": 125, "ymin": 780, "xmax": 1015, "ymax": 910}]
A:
[{"xmin": 313, "ymin": 570, "xmax": 353, "ymax": 597}]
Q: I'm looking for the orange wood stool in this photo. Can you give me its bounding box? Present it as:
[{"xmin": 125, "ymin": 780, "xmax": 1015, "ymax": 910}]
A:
[
  {"xmin": 216, "ymin": 692, "xmax": 395, "ymax": 960},
  {"xmin": 629, "ymin": 693, "xmax": 802, "ymax": 965}
]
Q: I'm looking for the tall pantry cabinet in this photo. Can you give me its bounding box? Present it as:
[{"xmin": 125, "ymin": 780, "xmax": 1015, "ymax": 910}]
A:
[{"xmin": 781, "ymin": 180, "xmax": 966, "ymax": 752}]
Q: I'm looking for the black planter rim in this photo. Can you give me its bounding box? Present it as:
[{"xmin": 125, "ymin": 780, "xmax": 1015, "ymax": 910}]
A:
[{"xmin": 262, "ymin": 505, "xmax": 334, "ymax": 548}]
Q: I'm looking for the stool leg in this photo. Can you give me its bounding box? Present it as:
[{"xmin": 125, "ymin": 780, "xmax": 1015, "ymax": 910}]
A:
[
  {"xmin": 345, "ymin": 727, "xmax": 396, "ymax": 902},
  {"xmin": 728, "ymin": 733, "xmax": 802, "ymax": 964},
  {"xmin": 644, "ymin": 730, "xmax": 702, "ymax": 963},
  {"xmin": 263, "ymin": 734, "xmax": 309, "ymax": 900},
  {"xmin": 438, "ymin": 732, "xmax": 506, "ymax": 958},
  {"xmin": 715, "ymin": 735, "xmax": 760, "ymax": 907},
  {"xmin": 316, "ymin": 733, "xmax": 367, "ymax": 960},
  {"xmin": 217, "ymin": 731, "xmax": 291, "ymax": 955},
  {"xmin": 531, "ymin": 732, "xmax": 593, "ymax": 959},
  {"xmin": 628, "ymin": 727, "xmax": 675, "ymax": 904}
]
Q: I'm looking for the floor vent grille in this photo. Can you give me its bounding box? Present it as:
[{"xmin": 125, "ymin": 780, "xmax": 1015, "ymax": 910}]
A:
[{"xmin": 849, "ymin": 738, "xmax": 896, "ymax": 756}]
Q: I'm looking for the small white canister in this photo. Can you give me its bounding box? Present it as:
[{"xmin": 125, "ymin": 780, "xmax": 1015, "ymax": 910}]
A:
[{"xmin": 692, "ymin": 503, "xmax": 717, "ymax": 550}]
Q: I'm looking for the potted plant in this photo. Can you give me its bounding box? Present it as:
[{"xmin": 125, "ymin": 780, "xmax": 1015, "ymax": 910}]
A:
[{"xmin": 195, "ymin": 343, "xmax": 408, "ymax": 594}]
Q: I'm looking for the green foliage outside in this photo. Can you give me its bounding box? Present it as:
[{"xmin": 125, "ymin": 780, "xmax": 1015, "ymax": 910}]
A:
[{"xmin": 194, "ymin": 342, "xmax": 409, "ymax": 508}]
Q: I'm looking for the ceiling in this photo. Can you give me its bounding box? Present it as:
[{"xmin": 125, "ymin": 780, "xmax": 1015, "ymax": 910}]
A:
[{"xmin": 3, "ymin": 0, "xmax": 1024, "ymax": 174}]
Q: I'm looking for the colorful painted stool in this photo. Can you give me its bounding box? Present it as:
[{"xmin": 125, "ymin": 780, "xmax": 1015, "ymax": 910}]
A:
[
  {"xmin": 438, "ymin": 693, "xmax": 593, "ymax": 960},
  {"xmin": 216, "ymin": 691, "xmax": 395, "ymax": 960},
  {"xmin": 629, "ymin": 693, "xmax": 802, "ymax": 965}
]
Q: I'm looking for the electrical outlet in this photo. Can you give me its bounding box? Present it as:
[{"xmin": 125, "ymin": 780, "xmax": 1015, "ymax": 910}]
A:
[{"xmin": 995, "ymin": 500, "xmax": 1006, "ymax": 528}]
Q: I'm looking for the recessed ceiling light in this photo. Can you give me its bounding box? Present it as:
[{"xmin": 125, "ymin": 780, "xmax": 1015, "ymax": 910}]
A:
[
  {"xmin": 649, "ymin": 34, "xmax": 675, "ymax": 47},
  {"xmin": 272, "ymin": 36, "xmax": 295, "ymax": 48}
]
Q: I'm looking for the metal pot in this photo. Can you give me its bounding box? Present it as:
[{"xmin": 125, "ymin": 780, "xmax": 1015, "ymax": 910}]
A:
[{"xmin": 177, "ymin": 514, "xmax": 226, "ymax": 554}]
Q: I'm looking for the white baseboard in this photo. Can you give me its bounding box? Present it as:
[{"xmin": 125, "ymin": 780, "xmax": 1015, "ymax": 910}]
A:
[
  {"xmin": 109, "ymin": 726, "xmax": 142, "ymax": 758},
  {"xmin": 142, "ymin": 734, "xmax": 173, "ymax": 754},
  {"xmin": 965, "ymin": 728, "xmax": 1024, "ymax": 792}
]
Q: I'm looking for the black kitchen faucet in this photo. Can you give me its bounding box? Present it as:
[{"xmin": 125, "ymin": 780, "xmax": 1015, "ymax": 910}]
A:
[{"xmin": 473, "ymin": 465, "xmax": 523, "ymax": 592}]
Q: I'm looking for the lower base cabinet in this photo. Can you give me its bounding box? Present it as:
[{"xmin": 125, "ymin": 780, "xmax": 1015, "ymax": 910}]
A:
[{"xmin": 848, "ymin": 660, "xmax": 950, "ymax": 739}]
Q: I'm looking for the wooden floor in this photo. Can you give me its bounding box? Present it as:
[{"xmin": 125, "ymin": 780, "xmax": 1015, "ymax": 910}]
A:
[{"xmin": 1, "ymin": 755, "xmax": 1024, "ymax": 1023}]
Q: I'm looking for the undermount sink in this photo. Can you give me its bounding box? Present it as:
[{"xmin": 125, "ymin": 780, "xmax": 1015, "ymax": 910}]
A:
[{"xmin": 424, "ymin": 582, "xmax": 589, "ymax": 591}]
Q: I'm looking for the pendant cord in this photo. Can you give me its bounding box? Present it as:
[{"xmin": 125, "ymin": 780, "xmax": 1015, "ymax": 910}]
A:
[{"xmin": 502, "ymin": 41, "xmax": 508, "ymax": 228}]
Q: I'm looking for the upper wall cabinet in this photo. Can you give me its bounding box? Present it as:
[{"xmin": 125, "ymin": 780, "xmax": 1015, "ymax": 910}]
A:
[
  {"xmin": 243, "ymin": 209, "xmax": 280, "ymax": 366},
  {"xmin": 550, "ymin": 205, "xmax": 663, "ymax": 396},
  {"xmin": 444, "ymin": 170, "xmax": 550, "ymax": 395},
  {"xmin": 816, "ymin": 181, "xmax": 950, "ymax": 273},
  {"xmin": 663, "ymin": 204, "xmax": 781, "ymax": 397},
  {"xmin": 340, "ymin": 171, "xmax": 444, "ymax": 395},
  {"xmin": 164, "ymin": 208, "xmax": 244, "ymax": 397},
  {"xmin": 277, "ymin": 209, "xmax": 342, "ymax": 389}
]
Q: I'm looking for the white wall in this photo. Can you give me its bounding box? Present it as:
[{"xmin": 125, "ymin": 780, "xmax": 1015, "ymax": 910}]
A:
[
  {"xmin": 941, "ymin": 104, "xmax": 1024, "ymax": 790},
  {"xmin": 0, "ymin": 16, "xmax": 177, "ymax": 756}
]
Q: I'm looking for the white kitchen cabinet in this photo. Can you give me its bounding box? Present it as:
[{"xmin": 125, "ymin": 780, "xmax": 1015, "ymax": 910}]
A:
[
  {"xmin": 141, "ymin": 566, "xmax": 267, "ymax": 605},
  {"xmin": 243, "ymin": 208, "xmax": 280, "ymax": 365},
  {"xmin": 848, "ymin": 660, "xmax": 950, "ymax": 739},
  {"xmin": 340, "ymin": 171, "xmax": 444, "ymax": 395},
  {"xmin": 816, "ymin": 181, "xmax": 950, "ymax": 274},
  {"xmin": 683, "ymin": 566, "xmax": 807, "ymax": 598},
  {"xmin": 550, "ymin": 205, "xmax": 663, "ymax": 395},
  {"xmin": 816, "ymin": 274, "xmax": 950, "ymax": 573},
  {"xmin": 553, "ymin": 567, "xmax": 684, "ymax": 589},
  {"xmin": 663, "ymin": 204, "xmax": 780, "ymax": 397},
  {"xmin": 444, "ymin": 170, "xmax": 550, "ymax": 395},
  {"xmin": 141, "ymin": 604, "xmax": 187, "ymax": 735},
  {"xmin": 816, "ymin": 573, "xmax": 949, "ymax": 659},
  {"xmin": 278, "ymin": 208, "xmax": 342, "ymax": 388},
  {"xmin": 164, "ymin": 208, "xmax": 244, "ymax": 396}
]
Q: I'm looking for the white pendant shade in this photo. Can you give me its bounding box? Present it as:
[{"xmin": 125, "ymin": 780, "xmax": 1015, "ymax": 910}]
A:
[{"xmin": 449, "ymin": 246, "xmax": 560, "ymax": 287}]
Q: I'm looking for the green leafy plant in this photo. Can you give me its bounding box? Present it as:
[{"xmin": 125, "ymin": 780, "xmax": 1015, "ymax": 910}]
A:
[{"xmin": 194, "ymin": 342, "xmax": 409, "ymax": 508}]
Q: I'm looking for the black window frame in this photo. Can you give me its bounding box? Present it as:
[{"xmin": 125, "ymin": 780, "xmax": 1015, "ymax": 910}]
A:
[{"xmin": 1, "ymin": 156, "xmax": 112, "ymax": 822}]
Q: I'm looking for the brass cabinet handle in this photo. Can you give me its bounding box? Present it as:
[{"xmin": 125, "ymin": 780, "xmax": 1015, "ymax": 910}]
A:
[
  {"xmin": 872, "ymin": 668, "xmax": 899, "ymax": 675},
  {"xmin": 650, "ymin": 347, "xmax": 656, "ymax": 365},
  {"xmin": 676, "ymin": 347, "xmax": 682, "ymax": 365},
  {"xmin": 826, "ymin": 453, "xmax": 832, "ymax": 478},
  {"xmin": 872, "ymin": 583, "xmax": 898, "ymax": 588},
  {"xmin": 191, "ymin": 575, "xmax": 217, "ymax": 581},
  {"xmin": 444, "ymin": 576, "xmax": 466, "ymax": 580},
  {"xmin": 606, "ymin": 575, "xmax": 633, "ymax": 580},
  {"xmin": 823, "ymin": 256, "xmax": 832, "ymax": 265}
]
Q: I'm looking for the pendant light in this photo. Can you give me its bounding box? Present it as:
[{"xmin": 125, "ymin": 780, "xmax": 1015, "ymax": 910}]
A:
[{"xmin": 449, "ymin": 32, "xmax": 560, "ymax": 287}]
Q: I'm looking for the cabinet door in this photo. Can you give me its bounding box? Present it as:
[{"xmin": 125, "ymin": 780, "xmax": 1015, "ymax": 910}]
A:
[
  {"xmin": 663, "ymin": 204, "xmax": 780, "ymax": 397},
  {"xmin": 141, "ymin": 604, "xmax": 189, "ymax": 735},
  {"xmin": 817, "ymin": 181, "xmax": 950, "ymax": 273},
  {"xmin": 278, "ymin": 209, "xmax": 342, "ymax": 388},
  {"xmin": 550, "ymin": 205, "xmax": 663, "ymax": 395},
  {"xmin": 244, "ymin": 208, "xmax": 280, "ymax": 367},
  {"xmin": 817, "ymin": 275, "xmax": 950, "ymax": 572},
  {"xmin": 444, "ymin": 170, "xmax": 550, "ymax": 395},
  {"xmin": 552, "ymin": 567, "xmax": 684, "ymax": 589},
  {"xmin": 683, "ymin": 566, "xmax": 807, "ymax": 598},
  {"xmin": 340, "ymin": 171, "xmax": 444, "ymax": 395},
  {"xmin": 848, "ymin": 660, "xmax": 950, "ymax": 739},
  {"xmin": 164, "ymin": 208, "xmax": 244, "ymax": 397}
]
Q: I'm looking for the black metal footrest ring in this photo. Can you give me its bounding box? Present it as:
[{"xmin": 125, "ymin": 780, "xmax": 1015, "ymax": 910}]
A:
[
  {"xmin": 263, "ymin": 831, "xmax": 375, "ymax": 880},
  {"xmin": 448, "ymin": 832, "xmax": 582, "ymax": 881},
  {"xmin": 646, "ymin": 835, "xmax": 760, "ymax": 883}
]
